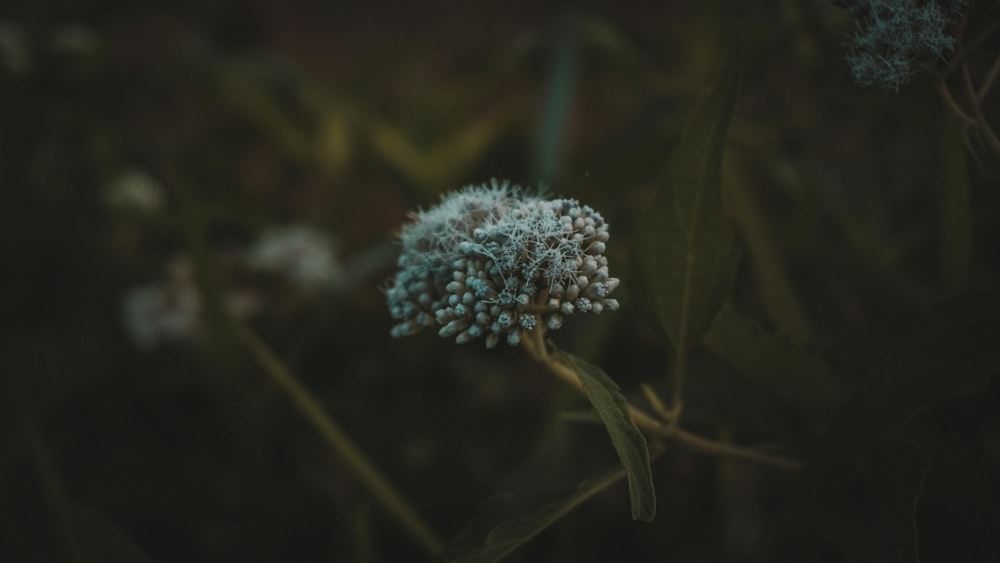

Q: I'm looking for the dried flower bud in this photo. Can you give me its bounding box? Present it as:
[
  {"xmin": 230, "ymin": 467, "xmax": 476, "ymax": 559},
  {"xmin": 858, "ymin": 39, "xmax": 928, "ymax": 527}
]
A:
[{"xmin": 385, "ymin": 179, "xmax": 620, "ymax": 347}]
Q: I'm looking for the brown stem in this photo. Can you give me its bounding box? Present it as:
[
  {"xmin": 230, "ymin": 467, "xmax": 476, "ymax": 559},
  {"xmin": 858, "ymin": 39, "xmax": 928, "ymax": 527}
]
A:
[
  {"xmin": 960, "ymin": 64, "xmax": 1000, "ymax": 159},
  {"xmin": 521, "ymin": 329, "xmax": 802, "ymax": 471},
  {"xmin": 976, "ymin": 52, "xmax": 1000, "ymax": 101},
  {"xmin": 936, "ymin": 79, "xmax": 978, "ymax": 126}
]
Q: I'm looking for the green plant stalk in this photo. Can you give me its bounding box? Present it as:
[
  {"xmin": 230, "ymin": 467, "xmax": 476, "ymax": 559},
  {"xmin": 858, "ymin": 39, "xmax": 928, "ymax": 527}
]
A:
[
  {"xmin": 669, "ymin": 339, "xmax": 687, "ymax": 429},
  {"xmin": 960, "ymin": 63, "xmax": 1000, "ymax": 158},
  {"xmin": 522, "ymin": 328, "xmax": 801, "ymax": 471},
  {"xmin": 237, "ymin": 324, "xmax": 445, "ymax": 557},
  {"xmin": 22, "ymin": 404, "xmax": 88, "ymax": 563}
]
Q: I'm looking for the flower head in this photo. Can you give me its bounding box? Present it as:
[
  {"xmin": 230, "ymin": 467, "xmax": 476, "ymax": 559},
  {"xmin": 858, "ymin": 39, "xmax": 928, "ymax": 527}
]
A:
[
  {"xmin": 386, "ymin": 179, "xmax": 620, "ymax": 348},
  {"xmin": 842, "ymin": 0, "xmax": 965, "ymax": 90}
]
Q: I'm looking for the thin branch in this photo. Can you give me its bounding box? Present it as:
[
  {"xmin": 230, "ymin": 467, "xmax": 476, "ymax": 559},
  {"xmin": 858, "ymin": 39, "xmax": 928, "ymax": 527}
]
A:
[
  {"xmin": 935, "ymin": 79, "xmax": 978, "ymax": 126},
  {"xmin": 976, "ymin": 52, "xmax": 1000, "ymax": 101},
  {"xmin": 670, "ymin": 428, "xmax": 802, "ymax": 471},
  {"xmin": 237, "ymin": 324, "xmax": 446, "ymax": 557},
  {"xmin": 961, "ymin": 63, "xmax": 1000, "ymax": 159},
  {"xmin": 941, "ymin": 14, "xmax": 1000, "ymax": 79},
  {"xmin": 21, "ymin": 395, "xmax": 87, "ymax": 563},
  {"xmin": 521, "ymin": 330, "xmax": 802, "ymax": 471}
]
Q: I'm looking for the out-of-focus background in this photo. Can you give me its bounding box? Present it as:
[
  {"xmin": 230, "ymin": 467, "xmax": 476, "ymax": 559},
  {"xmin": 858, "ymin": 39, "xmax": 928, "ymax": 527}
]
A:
[{"xmin": 3, "ymin": 1, "xmax": 999, "ymax": 562}]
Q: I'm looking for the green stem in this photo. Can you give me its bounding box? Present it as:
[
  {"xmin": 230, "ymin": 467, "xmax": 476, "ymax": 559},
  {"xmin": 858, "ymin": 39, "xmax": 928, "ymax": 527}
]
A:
[
  {"xmin": 669, "ymin": 344, "xmax": 686, "ymax": 430},
  {"xmin": 521, "ymin": 328, "xmax": 801, "ymax": 471},
  {"xmin": 20, "ymin": 395, "xmax": 87, "ymax": 563},
  {"xmin": 976, "ymin": 51, "xmax": 1000, "ymax": 101},
  {"xmin": 960, "ymin": 63, "xmax": 1000, "ymax": 159},
  {"xmin": 934, "ymin": 79, "xmax": 977, "ymax": 127},
  {"xmin": 236, "ymin": 324, "xmax": 445, "ymax": 557}
]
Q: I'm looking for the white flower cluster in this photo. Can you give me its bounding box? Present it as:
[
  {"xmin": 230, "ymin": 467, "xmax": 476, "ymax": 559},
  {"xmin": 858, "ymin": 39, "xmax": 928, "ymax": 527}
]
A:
[
  {"xmin": 121, "ymin": 257, "xmax": 203, "ymax": 349},
  {"xmin": 121, "ymin": 224, "xmax": 340, "ymax": 350},
  {"xmin": 104, "ymin": 168, "xmax": 166, "ymax": 214},
  {"xmin": 248, "ymin": 225, "xmax": 341, "ymax": 292},
  {"xmin": 386, "ymin": 180, "xmax": 619, "ymax": 348}
]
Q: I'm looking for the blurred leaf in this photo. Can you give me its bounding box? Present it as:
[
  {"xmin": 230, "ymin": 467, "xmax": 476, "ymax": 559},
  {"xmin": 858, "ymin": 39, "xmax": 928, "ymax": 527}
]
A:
[
  {"xmin": 73, "ymin": 505, "xmax": 160, "ymax": 563},
  {"xmin": 216, "ymin": 60, "xmax": 314, "ymax": 161},
  {"xmin": 727, "ymin": 167, "xmax": 814, "ymax": 339},
  {"xmin": 635, "ymin": 28, "xmax": 742, "ymax": 355},
  {"xmin": 536, "ymin": 15, "xmax": 577, "ymax": 184},
  {"xmin": 816, "ymin": 292, "xmax": 1000, "ymax": 470},
  {"xmin": 444, "ymin": 466, "xmax": 626, "ymax": 563},
  {"xmin": 679, "ymin": 347, "xmax": 806, "ymax": 444},
  {"xmin": 704, "ymin": 305, "xmax": 846, "ymax": 434},
  {"xmin": 940, "ymin": 112, "xmax": 971, "ymax": 295},
  {"xmin": 368, "ymin": 113, "xmax": 505, "ymax": 196},
  {"xmin": 860, "ymin": 440, "xmax": 929, "ymax": 563},
  {"xmin": 556, "ymin": 349, "xmax": 656, "ymax": 521}
]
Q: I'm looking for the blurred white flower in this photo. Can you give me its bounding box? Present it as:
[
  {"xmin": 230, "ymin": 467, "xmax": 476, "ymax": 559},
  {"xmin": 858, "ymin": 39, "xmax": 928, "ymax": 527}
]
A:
[
  {"xmin": 122, "ymin": 281, "xmax": 201, "ymax": 349},
  {"xmin": 248, "ymin": 226, "xmax": 341, "ymax": 292},
  {"xmin": 121, "ymin": 256, "xmax": 260, "ymax": 349},
  {"xmin": 105, "ymin": 169, "xmax": 166, "ymax": 214}
]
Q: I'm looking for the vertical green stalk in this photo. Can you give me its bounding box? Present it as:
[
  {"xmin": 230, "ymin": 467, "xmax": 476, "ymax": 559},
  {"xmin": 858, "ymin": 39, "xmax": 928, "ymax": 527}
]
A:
[
  {"xmin": 940, "ymin": 112, "xmax": 972, "ymax": 295},
  {"xmin": 669, "ymin": 343, "xmax": 687, "ymax": 429},
  {"xmin": 237, "ymin": 324, "xmax": 445, "ymax": 557},
  {"xmin": 536, "ymin": 12, "xmax": 578, "ymax": 185},
  {"xmin": 21, "ymin": 395, "xmax": 87, "ymax": 563}
]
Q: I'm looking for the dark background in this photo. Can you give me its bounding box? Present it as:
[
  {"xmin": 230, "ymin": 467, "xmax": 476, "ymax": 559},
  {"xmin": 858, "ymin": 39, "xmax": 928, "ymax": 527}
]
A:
[{"xmin": 2, "ymin": 1, "xmax": 999, "ymax": 561}]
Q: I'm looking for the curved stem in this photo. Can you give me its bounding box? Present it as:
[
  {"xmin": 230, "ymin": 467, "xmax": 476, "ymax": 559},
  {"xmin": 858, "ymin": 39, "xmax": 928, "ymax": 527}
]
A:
[
  {"xmin": 520, "ymin": 329, "xmax": 802, "ymax": 471},
  {"xmin": 960, "ymin": 63, "xmax": 1000, "ymax": 159},
  {"xmin": 20, "ymin": 394, "xmax": 87, "ymax": 563},
  {"xmin": 935, "ymin": 79, "xmax": 978, "ymax": 126},
  {"xmin": 671, "ymin": 427, "xmax": 801, "ymax": 471},
  {"xmin": 976, "ymin": 52, "xmax": 1000, "ymax": 101},
  {"xmin": 237, "ymin": 324, "xmax": 445, "ymax": 557}
]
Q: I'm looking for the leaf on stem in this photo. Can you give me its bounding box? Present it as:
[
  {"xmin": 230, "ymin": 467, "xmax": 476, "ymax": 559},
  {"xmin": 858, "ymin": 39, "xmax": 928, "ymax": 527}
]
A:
[
  {"xmin": 634, "ymin": 27, "xmax": 743, "ymax": 354},
  {"xmin": 444, "ymin": 466, "xmax": 626, "ymax": 563},
  {"xmin": 555, "ymin": 349, "xmax": 656, "ymax": 521}
]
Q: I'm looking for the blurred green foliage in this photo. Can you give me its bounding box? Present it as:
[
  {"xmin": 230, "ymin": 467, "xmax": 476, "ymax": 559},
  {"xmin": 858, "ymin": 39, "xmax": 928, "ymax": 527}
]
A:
[{"xmin": 2, "ymin": 1, "xmax": 1000, "ymax": 562}]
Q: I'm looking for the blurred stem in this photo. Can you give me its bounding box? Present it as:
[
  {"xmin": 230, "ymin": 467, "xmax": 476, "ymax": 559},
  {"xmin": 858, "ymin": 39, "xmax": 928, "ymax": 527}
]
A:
[
  {"xmin": 728, "ymin": 167, "xmax": 814, "ymax": 341},
  {"xmin": 940, "ymin": 112, "xmax": 972, "ymax": 295},
  {"xmin": 934, "ymin": 79, "xmax": 977, "ymax": 126},
  {"xmin": 668, "ymin": 343, "xmax": 686, "ymax": 430},
  {"xmin": 976, "ymin": 52, "xmax": 1000, "ymax": 101},
  {"xmin": 641, "ymin": 384, "xmax": 674, "ymax": 422},
  {"xmin": 20, "ymin": 395, "xmax": 87, "ymax": 563},
  {"xmin": 236, "ymin": 324, "xmax": 445, "ymax": 557},
  {"xmin": 521, "ymin": 329, "xmax": 801, "ymax": 471},
  {"xmin": 960, "ymin": 63, "xmax": 1000, "ymax": 158}
]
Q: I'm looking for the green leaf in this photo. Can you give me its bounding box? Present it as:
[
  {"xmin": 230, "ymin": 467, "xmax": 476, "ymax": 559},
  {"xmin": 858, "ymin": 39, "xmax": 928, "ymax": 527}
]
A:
[
  {"xmin": 556, "ymin": 349, "xmax": 656, "ymax": 521},
  {"xmin": 635, "ymin": 29, "xmax": 742, "ymax": 353},
  {"xmin": 817, "ymin": 292, "xmax": 1000, "ymax": 470},
  {"xmin": 445, "ymin": 466, "xmax": 627, "ymax": 563},
  {"xmin": 704, "ymin": 305, "xmax": 846, "ymax": 434}
]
